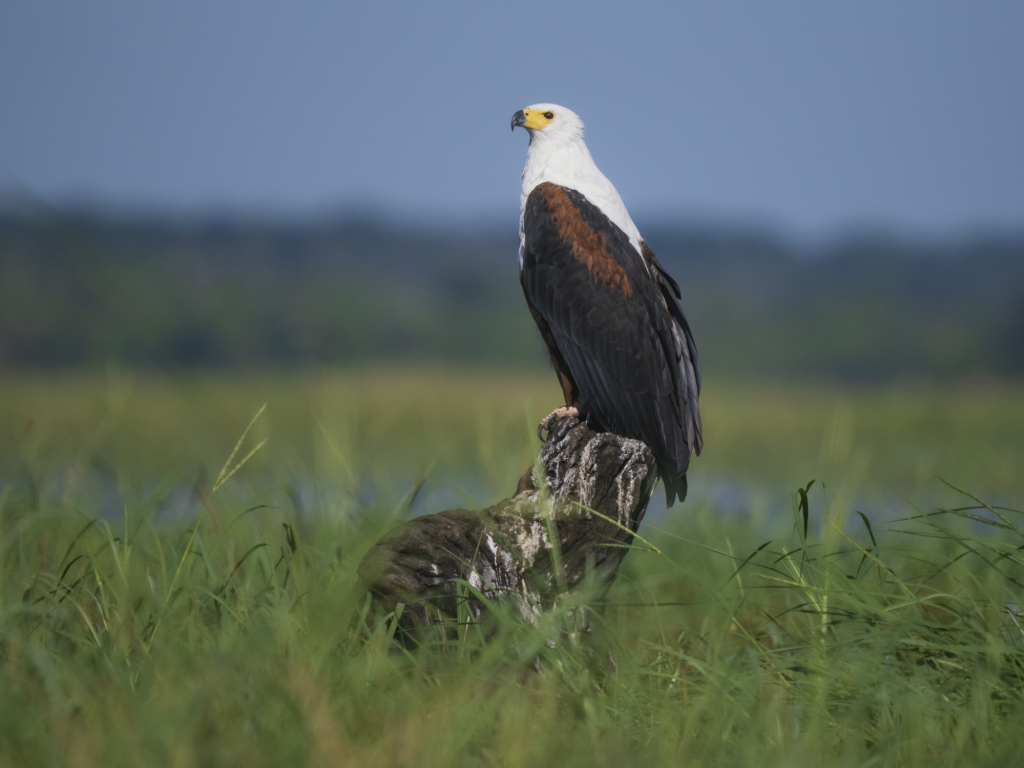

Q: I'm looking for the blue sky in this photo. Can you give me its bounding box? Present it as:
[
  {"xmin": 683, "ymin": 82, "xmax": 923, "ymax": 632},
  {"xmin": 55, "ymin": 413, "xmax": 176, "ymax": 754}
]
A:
[{"xmin": 1, "ymin": 1, "xmax": 1022, "ymax": 236}]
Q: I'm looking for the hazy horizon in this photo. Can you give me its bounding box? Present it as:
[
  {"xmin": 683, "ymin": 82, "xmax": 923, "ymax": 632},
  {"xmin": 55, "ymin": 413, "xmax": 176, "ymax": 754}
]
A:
[{"xmin": 2, "ymin": 1, "xmax": 1023, "ymax": 239}]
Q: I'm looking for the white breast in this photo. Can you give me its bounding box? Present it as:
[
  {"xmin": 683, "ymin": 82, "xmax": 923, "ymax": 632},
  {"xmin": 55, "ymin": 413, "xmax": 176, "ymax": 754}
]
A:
[{"xmin": 518, "ymin": 135, "xmax": 645, "ymax": 269}]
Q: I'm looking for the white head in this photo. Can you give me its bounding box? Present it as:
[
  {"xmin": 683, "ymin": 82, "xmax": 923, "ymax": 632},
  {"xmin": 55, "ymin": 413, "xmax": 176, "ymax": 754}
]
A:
[
  {"xmin": 512, "ymin": 102, "xmax": 645, "ymax": 263},
  {"xmin": 510, "ymin": 103, "xmax": 586, "ymax": 146}
]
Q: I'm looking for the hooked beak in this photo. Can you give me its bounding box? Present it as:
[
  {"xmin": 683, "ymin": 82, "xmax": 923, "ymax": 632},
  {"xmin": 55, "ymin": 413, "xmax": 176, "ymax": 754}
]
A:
[{"xmin": 511, "ymin": 109, "xmax": 526, "ymax": 132}]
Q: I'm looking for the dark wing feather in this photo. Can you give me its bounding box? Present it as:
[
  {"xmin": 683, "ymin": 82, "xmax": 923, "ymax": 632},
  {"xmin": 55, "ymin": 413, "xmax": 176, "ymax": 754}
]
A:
[
  {"xmin": 521, "ymin": 184, "xmax": 702, "ymax": 501},
  {"xmin": 641, "ymin": 241, "xmax": 703, "ymax": 441}
]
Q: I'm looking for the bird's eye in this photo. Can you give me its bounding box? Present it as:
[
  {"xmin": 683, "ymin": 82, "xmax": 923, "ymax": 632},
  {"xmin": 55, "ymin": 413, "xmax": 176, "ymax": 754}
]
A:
[{"xmin": 543, "ymin": 112, "xmax": 554, "ymax": 119}]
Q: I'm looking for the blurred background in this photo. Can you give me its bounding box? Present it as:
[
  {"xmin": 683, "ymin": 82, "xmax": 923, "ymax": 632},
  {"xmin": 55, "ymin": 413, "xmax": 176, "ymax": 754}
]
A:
[{"xmin": 1, "ymin": 1, "xmax": 1023, "ymax": 517}]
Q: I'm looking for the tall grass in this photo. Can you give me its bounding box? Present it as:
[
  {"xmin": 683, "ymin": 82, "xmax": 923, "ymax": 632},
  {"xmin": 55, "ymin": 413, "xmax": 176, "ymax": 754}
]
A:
[{"xmin": 2, "ymin": 371, "xmax": 1024, "ymax": 766}]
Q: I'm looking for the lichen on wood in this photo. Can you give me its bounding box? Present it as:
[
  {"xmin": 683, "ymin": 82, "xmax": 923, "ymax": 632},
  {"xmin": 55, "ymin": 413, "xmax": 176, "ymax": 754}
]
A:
[{"xmin": 357, "ymin": 412, "xmax": 658, "ymax": 639}]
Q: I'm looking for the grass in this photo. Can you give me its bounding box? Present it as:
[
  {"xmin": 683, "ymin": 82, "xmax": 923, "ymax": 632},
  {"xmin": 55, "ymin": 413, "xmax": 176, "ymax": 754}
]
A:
[{"xmin": 2, "ymin": 368, "xmax": 1024, "ymax": 766}]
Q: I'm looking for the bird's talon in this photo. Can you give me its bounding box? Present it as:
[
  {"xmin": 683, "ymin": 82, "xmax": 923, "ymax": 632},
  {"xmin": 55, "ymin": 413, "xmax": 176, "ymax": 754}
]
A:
[{"xmin": 537, "ymin": 406, "xmax": 579, "ymax": 442}]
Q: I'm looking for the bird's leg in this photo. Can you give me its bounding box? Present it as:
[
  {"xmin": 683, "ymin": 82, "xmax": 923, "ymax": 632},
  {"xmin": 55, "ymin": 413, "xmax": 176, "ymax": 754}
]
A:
[{"xmin": 537, "ymin": 406, "xmax": 579, "ymax": 442}]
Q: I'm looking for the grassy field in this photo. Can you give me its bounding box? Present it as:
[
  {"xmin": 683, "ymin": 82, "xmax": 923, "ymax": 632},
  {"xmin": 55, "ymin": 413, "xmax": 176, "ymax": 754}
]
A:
[{"xmin": 2, "ymin": 369, "xmax": 1024, "ymax": 766}]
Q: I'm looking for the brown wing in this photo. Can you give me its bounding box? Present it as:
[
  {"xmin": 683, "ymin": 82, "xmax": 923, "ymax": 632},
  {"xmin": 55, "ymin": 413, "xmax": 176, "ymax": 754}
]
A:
[{"xmin": 521, "ymin": 182, "xmax": 702, "ymax": 504}]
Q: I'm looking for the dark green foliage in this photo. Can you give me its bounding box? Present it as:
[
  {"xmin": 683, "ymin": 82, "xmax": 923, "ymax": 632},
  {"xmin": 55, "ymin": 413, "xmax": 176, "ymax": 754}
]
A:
[{"xmin": 1, "ymin": 206, "xmax": 1022, "ymax": 377}]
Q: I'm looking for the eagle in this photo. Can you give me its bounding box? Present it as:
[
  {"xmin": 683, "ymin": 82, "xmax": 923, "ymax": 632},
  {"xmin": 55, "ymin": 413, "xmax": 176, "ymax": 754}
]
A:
[{"xmin": 512, "ymin": 104, "xmax": 702, "ymax": 505}]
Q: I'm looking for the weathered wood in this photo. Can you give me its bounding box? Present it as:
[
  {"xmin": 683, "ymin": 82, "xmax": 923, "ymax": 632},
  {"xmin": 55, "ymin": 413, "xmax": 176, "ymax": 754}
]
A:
[{"xmin": 357, "ymin": 412, "xmax": 657, "ymax": 639}]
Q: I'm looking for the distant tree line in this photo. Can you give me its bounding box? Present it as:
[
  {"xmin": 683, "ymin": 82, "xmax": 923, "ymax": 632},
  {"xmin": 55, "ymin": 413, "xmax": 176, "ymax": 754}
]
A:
[{"xmin": 1, "ymin": 207, "xmax": 1022, "ymax": 380}]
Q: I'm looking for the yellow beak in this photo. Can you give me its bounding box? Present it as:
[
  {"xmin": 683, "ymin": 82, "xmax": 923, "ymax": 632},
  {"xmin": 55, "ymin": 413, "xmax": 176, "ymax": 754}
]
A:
[{"xmin": 511, "ymin": 108, "xmax": 551, "ymax": 131}]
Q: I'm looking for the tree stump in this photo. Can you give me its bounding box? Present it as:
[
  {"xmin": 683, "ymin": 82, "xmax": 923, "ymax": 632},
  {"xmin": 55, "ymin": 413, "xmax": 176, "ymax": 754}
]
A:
[{"xmin": 357, "ymin": 412, "xmax": 658, "ymax": 639}]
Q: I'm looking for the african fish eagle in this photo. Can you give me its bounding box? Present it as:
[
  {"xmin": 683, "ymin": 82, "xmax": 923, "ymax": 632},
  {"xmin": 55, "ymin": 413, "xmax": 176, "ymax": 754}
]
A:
[{"xmin": 512, "ymin": 104, "xmax": 702, "ymax": 505}]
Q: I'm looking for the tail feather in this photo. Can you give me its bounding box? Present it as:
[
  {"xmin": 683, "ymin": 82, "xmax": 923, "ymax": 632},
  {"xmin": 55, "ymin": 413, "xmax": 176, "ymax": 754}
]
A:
[{"xmin": 662, "ymin": 471, "xmax": 688, "ymax": 507}]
